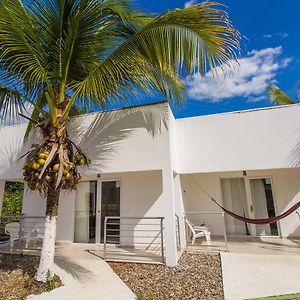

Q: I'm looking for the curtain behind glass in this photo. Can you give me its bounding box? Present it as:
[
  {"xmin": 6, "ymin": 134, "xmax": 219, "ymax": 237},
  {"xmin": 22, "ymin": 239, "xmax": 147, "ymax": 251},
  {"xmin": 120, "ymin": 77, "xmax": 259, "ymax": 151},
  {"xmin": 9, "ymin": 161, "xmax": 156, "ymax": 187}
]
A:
[
  {"xmin": 221, "ymin": 178, "xmax": 249, "ymax": 235},
  {"xmin": 250, "ymin": 179, "xmax": 271, "ymax": 236},
  {"xmin": 74, "ymin": 181, "xmax": 97, "ymax": 243}
]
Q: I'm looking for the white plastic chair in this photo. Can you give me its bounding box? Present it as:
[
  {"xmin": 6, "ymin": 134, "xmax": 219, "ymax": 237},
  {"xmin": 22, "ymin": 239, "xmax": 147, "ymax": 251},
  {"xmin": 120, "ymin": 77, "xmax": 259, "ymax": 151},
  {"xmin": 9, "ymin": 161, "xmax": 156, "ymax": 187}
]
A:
[
  {"xmin": 185, "ymin": 218, "xmax": 211, "ymax": 245},
  {"xmin": 5, "ymin": 222, "xmax": 20, "ymax": 248},
  {"xmin": 22, "ymin": 221, "xmax": 45, "ymax": 248}
]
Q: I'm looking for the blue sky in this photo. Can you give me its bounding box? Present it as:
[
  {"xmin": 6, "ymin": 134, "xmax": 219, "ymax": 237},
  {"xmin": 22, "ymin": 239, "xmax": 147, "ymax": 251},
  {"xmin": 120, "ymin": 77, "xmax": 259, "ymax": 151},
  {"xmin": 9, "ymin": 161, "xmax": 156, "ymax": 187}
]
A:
[{"xmin": 130, "ymin": 0, "xmax": 300, "ymax": 118}]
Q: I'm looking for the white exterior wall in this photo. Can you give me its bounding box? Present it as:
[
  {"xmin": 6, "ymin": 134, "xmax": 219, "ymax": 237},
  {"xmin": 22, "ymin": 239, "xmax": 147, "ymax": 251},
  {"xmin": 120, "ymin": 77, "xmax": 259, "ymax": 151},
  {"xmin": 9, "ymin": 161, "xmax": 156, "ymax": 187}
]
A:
[
  {"xmin": 174, "ymin": 104, "xmax": 300, "ymax": 173},
  {"xmin": 0, "ymin": 103, "xmax": 171, "ymax": 180},
  {"xmin": 22, "ymin": 186, "xmax": 76, "ymax": 242},
  {"xmin": 182, "ymin": 168, "xmax": 300, "ymax": 237},
  {"xmin": 2, "ymin": 102, "xmax": 300, "ymax": 263}
]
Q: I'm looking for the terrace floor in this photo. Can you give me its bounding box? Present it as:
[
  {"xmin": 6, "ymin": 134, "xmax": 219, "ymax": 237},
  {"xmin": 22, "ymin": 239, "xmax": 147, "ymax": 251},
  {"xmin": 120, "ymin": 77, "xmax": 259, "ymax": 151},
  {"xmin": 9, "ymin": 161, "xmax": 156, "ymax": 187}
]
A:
[
  {"xmin": 0, "ymin": 241, "xmax": 164, "ymax": 264},
  {"xmin": 187, "ymin": 236, "xmax": 300, "ymax": 256},
  {"xmin": 1, "ymin": 236, "xmax": 300, "ymax": 261}
]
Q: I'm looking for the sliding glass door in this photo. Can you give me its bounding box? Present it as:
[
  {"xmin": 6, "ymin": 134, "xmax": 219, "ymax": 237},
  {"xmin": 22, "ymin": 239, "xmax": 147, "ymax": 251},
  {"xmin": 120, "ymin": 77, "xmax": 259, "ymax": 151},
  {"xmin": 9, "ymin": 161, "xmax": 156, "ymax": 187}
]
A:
[
  {"xmin": 249, "ymin": 178, "xmax": 278, "ymax": 236},
  {"xmin": 74, "ymin": 181, "xmax": 98, "ymax": 243},
  {"xmin": 74, "ymin": 180, "xmax": 120, "ymax": 243},
  {"xmin": 221, "ymin": 178, "xmax": 250, "ymax": 236},
  {"xmin": 221, "ymin": 177, "xmax": 279, "ymax": 237},
  {"xmin": 100, "ymin": 180, "xmax": 120, "ymax": 243}
]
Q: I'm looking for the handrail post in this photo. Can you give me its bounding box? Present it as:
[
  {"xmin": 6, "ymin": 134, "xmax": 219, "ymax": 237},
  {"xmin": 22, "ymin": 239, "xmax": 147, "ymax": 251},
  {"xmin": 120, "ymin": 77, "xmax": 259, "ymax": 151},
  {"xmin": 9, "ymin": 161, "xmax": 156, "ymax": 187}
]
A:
[
  {"xmin": 175, "ymin": 214, "xmax": 181, "ymax": 251},
  {"xmin": 222, "ymin": 212, "xmax": 228, "ymax": 252},
  {"xmin": 104, "ymin": 217, "xmax": 107, "ymax": 261},
  {"xmin": 160, "ymin": 217, "xmax": 165, "ymax": 264},
  {"xmin": 18, "ymin": 213, "xmax": 24, "ymax": 250}
]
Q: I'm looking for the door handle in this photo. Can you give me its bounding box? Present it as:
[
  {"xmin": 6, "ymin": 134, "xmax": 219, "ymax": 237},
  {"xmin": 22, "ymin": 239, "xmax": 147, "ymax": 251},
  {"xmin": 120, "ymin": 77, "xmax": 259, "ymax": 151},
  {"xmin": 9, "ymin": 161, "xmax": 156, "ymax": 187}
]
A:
[{"xmin": 250, "ymin": 205, "xmax": 254, "ymax": 213}]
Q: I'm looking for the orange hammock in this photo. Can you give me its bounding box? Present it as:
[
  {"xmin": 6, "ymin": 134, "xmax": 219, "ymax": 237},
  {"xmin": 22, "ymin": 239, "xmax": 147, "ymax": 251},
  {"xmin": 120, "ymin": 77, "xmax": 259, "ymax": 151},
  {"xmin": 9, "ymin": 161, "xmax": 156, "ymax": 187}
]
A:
[{"xmin": 211, "ymin": 198, "xmax": 300, "ymax": 225}]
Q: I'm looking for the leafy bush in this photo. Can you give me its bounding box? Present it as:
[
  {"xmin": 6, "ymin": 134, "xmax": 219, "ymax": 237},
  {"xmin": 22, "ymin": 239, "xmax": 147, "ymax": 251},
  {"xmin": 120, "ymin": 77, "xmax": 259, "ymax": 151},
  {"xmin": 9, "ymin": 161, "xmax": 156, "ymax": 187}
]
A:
[{"xmin": 2, "ymin": 182, "xmax": 24, "ymax": 215}]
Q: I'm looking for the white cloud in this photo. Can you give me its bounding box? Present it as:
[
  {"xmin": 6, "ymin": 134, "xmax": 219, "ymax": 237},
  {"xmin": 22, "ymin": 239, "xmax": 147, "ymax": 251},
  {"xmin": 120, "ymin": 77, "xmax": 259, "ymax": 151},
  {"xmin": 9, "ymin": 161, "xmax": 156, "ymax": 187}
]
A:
[
  {"xmin": 277, "ymin": 31, "xmax": 288, "ymax": 39},
  {"xmin": 263, "ymin": 32, "xmax": 288, "ymax": 39},
  {"xmin": 263, "ymin": 34, "xmax": 272, "ymax": 39},
  {"xmin": 247, "ymin": 95, "xmax": 267, "ymax": 103},
  {"xmin": 185, "ymin": 46, "xmax": 291, "ymax": 102},
  {"xmin": 184, "ymin": 0, "xmax": 197, "ymax": 8}
]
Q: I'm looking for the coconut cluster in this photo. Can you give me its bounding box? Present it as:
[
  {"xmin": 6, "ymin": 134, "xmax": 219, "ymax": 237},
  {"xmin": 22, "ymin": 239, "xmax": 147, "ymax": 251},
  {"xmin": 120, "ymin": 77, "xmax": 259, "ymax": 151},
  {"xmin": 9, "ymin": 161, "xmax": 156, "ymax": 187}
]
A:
[{"xmin": 23, "ymin": 148, "xmax": 89, "ymax": 192}]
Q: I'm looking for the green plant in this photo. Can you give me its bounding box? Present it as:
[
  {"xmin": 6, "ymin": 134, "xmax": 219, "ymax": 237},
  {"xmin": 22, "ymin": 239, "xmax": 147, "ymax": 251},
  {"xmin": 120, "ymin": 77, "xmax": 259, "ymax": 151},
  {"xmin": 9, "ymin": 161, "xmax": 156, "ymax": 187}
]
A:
[
  {"xmin": 23, "ymin": 277, "xmax": 32, "ymax": 289},
  {"xmin": 45, "ymin": 272, "xmax": 56, "ymax": 292},
  {"xmin": 2, "ymin": 182, "xmax": 24, "ymax": 216}
]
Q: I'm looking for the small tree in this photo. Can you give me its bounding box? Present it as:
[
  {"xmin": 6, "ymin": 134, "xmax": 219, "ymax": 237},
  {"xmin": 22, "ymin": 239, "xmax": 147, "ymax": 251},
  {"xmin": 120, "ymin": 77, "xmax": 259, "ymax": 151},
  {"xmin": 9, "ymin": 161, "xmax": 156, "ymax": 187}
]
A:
[{"xmin": 0, "ymin": 0, "xmax": 240, "ymax": 282}]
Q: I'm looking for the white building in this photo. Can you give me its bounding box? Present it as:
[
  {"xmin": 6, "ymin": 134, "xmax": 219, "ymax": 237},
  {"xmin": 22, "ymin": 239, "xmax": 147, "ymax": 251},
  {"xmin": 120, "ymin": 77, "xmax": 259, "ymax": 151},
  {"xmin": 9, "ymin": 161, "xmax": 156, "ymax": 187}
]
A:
[{"xmin": 1, "ymin": 101, "xmax": 300, "ymax": 266}]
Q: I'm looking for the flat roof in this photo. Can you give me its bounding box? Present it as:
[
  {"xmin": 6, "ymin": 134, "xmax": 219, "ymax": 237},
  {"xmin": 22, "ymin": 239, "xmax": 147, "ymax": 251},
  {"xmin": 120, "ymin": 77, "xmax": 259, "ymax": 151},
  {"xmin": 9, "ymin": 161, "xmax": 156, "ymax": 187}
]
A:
[
  {"xmin": 175, "ymin": 102, "xmax": 300, "ymax": 121},
  {"xmin": 1, "ymin": 100, "xmax": 300, "ymax": 128}
]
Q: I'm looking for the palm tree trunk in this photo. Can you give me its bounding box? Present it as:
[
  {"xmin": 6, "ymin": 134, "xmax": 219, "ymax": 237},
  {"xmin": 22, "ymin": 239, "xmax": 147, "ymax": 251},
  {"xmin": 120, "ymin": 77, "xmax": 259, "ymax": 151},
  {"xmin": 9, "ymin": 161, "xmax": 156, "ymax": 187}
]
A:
[{"xmin": 35, "ymin": 181, "xmax": 60, "ymax": 282}]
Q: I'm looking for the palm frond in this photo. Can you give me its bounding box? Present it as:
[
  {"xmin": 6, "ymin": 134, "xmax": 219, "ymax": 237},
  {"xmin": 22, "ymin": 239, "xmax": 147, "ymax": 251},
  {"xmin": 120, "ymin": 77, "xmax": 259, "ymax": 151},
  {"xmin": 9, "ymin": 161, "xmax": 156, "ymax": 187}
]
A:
[
  {"xmin": 0, "ymin": 84, "xmax": 26, "ymax": 124},
  {"xmin": 0, "ymin": 0, "xmax": 48, "ymax": 86},
  {"xmin": 24, "ymin": 92, "xmax": 48, "ymax": 139},
  {"xmin": 267, "ymin": 84, "xmax": 294, "ymax": 105},
  {"xmin": 78, "ymin": 102, "xmax": 168, "ymax": 148},
  {"xmin": 72, "ymin": 2, "xmax": 240, "ymax": 108}
]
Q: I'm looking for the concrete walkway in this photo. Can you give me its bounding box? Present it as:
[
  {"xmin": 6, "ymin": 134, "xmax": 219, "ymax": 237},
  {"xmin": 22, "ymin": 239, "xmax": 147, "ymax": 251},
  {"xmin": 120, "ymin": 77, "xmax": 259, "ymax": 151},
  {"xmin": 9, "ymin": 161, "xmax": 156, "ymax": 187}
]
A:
[
  {"xmin": 221, "ymin": 252, "xmax": 300, "ymax": 300},
  {"xmin": 28, "ymin": 244, "xmax": 136, "ymax": 300}
]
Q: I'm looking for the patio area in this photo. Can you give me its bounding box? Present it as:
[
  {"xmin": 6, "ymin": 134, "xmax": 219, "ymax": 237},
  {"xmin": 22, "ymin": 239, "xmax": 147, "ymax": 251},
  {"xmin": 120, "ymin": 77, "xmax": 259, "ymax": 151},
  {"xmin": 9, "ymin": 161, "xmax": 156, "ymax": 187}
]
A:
[
  {"xmin": 2, "ymin": 235, "xmax": 300, "ymax": 260},
  {"xmin": 186, "ymin": 236, "xmax": 300, "ymax": 255},
  {"xmin": 0, "ymin": 241, "xmax": 165, "ymax": 264}
]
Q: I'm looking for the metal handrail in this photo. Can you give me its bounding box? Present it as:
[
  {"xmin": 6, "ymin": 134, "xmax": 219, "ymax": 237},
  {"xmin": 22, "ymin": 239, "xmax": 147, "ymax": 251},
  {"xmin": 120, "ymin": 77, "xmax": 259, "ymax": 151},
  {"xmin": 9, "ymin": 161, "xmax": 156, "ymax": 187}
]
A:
[
  {"xmin": 175, "ymin": 214, "xmax": 181, "ymax": 251},
  {"xmin": 104, "ymin": 216, "xmax": 165, "ymax": 263},
  {"xmin": 0, "ymin": 214, "xmax": 45, "ymax": 249}
]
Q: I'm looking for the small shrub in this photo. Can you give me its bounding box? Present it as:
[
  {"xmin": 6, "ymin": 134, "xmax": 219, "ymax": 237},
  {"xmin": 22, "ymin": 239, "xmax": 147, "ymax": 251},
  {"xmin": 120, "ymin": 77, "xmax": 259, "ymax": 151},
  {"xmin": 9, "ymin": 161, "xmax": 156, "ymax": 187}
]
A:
[
  {"xmin": 23, "ymin": 277, "xmax": 32, "ymax": 289},
  {"xmin": 45, "ymin": 271, "xmax": 56, "ymax": 292}
]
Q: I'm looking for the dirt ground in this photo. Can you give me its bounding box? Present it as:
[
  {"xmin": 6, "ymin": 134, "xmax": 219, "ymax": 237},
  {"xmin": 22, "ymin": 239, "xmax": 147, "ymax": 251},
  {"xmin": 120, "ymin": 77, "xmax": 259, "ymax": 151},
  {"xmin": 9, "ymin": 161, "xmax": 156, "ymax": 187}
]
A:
[
  {"xmin": 0, "ymin": 253, "xmax": 61, "ymax": 300},
  {"xmin": 109, "ymin": 252, "xmax": 224, "ymax": 300}
]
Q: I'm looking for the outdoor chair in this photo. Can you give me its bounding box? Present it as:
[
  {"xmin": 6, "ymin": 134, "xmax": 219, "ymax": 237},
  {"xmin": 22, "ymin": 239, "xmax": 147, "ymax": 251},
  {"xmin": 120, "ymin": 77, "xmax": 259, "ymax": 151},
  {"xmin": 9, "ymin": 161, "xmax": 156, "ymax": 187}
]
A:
[
  {"xmin": 4, "ymin": 222, "xmax": 20, "ymax": 248},
  {"xmin": 185, "ymin": 218, "xmax": 211, "ymax": 245},
  {"xmin": 21, "ymin": 221, "xmax": 45, "ymax": 248}
]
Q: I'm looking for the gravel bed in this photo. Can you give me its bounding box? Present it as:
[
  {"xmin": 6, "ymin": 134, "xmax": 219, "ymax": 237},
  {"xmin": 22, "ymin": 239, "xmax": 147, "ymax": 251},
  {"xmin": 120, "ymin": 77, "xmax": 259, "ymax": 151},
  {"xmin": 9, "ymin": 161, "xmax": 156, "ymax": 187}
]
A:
[
  {"xmin": 109, "ymin": 252, "xmax": 224, "ymax": 300},
  {"xmin": 0, "ymin": 254, "xmax": 61, "ymax": 300}
]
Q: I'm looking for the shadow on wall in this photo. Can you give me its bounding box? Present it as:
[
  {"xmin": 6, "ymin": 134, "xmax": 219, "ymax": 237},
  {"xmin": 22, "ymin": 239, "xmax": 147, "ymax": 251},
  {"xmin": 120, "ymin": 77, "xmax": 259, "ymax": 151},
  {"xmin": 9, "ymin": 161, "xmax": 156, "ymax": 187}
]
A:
[
  {"xmin": 280, "ymin": 188, "xmax": 300, "ymax": 238},
  {"xmin": 0, "ymin": 127, "xmax": 41, "ymax": 180},
  {"xmin": 288, "ymin": 134, "xmax": 300, "ymax": 167},
  {"xmin": 0, "ymin": 103, "xmax": 168, "ymax": 180},
  {"xmin": 288, "ymin": 138, "xmax": 300, "ymax": 238},
  {"xmin": 68, "ymin": 103, "xmax": 168, "ymax": 172},
  {"xmin": 287, "ymin": 212, "xmax": 300, "ymax": 237}
]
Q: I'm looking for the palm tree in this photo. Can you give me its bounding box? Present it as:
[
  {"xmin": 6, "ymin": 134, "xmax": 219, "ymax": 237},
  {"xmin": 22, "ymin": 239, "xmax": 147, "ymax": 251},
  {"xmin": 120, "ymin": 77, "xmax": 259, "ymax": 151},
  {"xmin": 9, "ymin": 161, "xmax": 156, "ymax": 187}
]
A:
[
  {"xmin": 267, "ymin": 84, "xmax": 298, "ymax": 105},
  {"xmin": 0, "ymin": 0, "xmax": 240, "ymax": 282}
]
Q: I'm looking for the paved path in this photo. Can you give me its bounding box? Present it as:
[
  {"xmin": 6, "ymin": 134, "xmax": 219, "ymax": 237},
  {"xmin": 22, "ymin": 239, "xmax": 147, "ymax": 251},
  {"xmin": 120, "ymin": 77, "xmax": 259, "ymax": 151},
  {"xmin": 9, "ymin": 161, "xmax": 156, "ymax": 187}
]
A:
[
  {"xmin": 28, "ymin": 246, "xmax": 135, "ymax": 300},
  {"xmin": 221, "ymin": 252, "xmax": 300, "ymax": 300}
]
